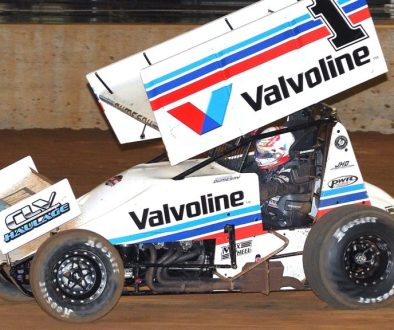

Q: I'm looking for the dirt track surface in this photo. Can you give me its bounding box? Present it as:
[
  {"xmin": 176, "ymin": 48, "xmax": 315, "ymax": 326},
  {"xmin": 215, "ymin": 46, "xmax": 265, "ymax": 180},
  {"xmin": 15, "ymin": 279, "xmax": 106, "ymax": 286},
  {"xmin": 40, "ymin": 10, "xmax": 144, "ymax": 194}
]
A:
[
  {"xmin": 2, "ymin": 291, "xmax": 394, "ymax": 329},
  {"xmin": 0, "ymin": 129, "xmax": 393, "ymax": 329}
]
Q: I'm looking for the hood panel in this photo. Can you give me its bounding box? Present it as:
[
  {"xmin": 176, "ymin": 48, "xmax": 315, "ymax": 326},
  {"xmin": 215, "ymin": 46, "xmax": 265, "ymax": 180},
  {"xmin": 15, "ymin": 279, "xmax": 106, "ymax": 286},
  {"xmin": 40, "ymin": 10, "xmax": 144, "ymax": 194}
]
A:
[{"xmin": 76, "ymin": 159, "xmax": 234, "ymax": 223}]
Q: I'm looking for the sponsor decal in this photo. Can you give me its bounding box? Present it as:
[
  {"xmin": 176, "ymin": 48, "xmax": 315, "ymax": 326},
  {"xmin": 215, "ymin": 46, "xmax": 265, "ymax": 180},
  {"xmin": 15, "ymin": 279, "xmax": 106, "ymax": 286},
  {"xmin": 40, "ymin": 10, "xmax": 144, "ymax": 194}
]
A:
[
  {"xmin": 333, "ymin": 216, "xmax": 377, "ymax": 242},
  {"xmin": 85, "ymin": 239, "xmax": 121, "ymax": 274},
  {"xmin": 105, "ymin": 175, "xmax": 123, "ymax": 187},
  {"xmin": 241, "ymin": 46, "xmax": 370, "ymax": 111},
  {"xmin": 39, "ymin": 282, "xmax": 74, "ymax": 319},
  {"xmin": 221, "ymin": 240, "xmax": 252, "ymax": 260},
  {"xmin": 4, "ymin": 192, "xmax": 70, "ymax": 243},
  {"xmin": 328, "ymin": 175, "xmax": 358, "ymax": 188},
  {"xmin": 168, "ymin": 84, "xmax": 232, "ymax": 135},
  {"xmin": 358, "ymin": 284, "xmax": 394, "ymax": 304},
  {"xmin": 99, "ymin": 94, "xmax": 159, "ymax": 130},
  {"xmin": 335, "ymin": 135, "xmax": 349, "ymax": 149},
  {"xmin": 331, "ymin": 160, "xmax": 353, "ymax": 170},
  {"xmin": 213, "ymin": 175, "xmax": 240, "ymax": 184},
  {"xmin": 129, "ymin": 191, "xmax": 244, "ymax": 230}
]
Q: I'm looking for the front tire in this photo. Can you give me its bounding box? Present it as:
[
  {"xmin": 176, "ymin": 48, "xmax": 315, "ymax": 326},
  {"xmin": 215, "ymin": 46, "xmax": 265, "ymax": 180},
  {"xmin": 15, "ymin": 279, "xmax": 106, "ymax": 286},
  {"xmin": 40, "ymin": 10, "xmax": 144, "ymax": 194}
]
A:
[
  {"xmin": 303, "ymin": 205, "xmax": 394, "ymax": 308},
  {"xmin": 30, "ymin": 229, "xmax": 124, "ymax": 322}
]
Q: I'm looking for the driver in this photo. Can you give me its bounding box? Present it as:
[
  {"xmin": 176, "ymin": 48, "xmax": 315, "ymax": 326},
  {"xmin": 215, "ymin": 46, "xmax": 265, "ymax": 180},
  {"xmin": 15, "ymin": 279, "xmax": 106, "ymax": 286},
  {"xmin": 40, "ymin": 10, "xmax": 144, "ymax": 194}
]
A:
[{"xmin": 255, "ymin": 126, "xmax": 313, "ymax": 202}]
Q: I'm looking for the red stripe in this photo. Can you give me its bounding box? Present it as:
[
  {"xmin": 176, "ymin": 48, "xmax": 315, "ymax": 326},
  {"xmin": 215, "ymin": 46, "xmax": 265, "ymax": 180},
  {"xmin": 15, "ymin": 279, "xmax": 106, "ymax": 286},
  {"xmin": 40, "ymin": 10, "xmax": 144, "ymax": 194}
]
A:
[
  {"xmin": 150, "ymin": 26, "xmax": 330, "ymax": 111},
  {"xmin": 317, "ymin": 200, "xmax": 371, "ymax": 219},
  {"xmin": 349, "ymin": 7, "xmax": 371, "ymax": 25},
  {"xmin": 168, "ymin": 102, "xmax": 205, "ymax": 134},
  {"xmin": 225, "ymin": 26, "xmax": 329, "ymax": 78},
  {"xmin": 197, "ymin": 223, "xmax": 266, "ymax": 245}
]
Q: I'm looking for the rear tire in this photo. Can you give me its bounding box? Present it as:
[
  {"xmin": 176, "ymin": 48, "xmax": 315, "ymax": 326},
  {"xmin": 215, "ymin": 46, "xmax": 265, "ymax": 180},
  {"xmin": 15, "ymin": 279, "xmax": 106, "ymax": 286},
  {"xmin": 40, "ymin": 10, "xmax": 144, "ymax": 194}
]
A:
[
  {"xmin": 303, "ymin": 205, "xmax": 394, "ymax": 308},
  {"xmin": 30, "ymin": 229, "xmax": 124, "ymax": 322}
]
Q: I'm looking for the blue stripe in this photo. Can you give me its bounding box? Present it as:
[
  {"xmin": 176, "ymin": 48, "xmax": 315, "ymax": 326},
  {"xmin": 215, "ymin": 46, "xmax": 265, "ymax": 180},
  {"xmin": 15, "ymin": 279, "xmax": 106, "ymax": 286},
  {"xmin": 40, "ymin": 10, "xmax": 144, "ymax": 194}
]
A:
[
  {"xmin": 337, "ymin": 0, "xmax": 354, "ymax": 5},
  {"xmin": 146, "ymin": 60, "xmax": 222, "ymax": 99},
  {"xmin": 109, "ymin": 204, "xmax": 261, "ymax": 244},
  {"xmin": 141, "ymin": 213, "xmax": 259, "ymax": 243},
  {"xmin": 343, "ymin": 0, "xmax": 367, "ymax": 13},
  {"xmin": 144, "ymin": 1, "xmax": 368, "ymax": 95},
  {"xmin": 146, "ymin": 18, "xmax": 322, "ymax": 99},
  {"xmin": 144, "ymin": 13, "xmax": 311, "ymax": 90},
  {"xmin": 321, "ymin": 183, "xmax": 366, "ymax": 198},
  {"xmin": 319, "ymin": 191, "xmax": 368, "ymax": 208},
  {"xmin": 144, "ymin": 54, "xmax": 218, "ymax": 90}
]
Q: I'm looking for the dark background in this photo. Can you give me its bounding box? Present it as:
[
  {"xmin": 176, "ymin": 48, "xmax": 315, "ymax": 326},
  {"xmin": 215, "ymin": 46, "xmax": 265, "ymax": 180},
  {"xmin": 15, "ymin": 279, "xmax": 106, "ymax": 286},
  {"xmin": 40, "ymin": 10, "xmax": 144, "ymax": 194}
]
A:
[{"xmin": 0, "ymin": 0, "xmax": 392, "ymax": 23}]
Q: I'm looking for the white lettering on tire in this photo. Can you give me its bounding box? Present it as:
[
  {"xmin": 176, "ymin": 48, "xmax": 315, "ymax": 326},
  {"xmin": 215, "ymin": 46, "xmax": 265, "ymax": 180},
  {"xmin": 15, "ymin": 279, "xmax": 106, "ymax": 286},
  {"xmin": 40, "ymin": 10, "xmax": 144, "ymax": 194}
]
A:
[
  {"xmin": 334, "ymin": 217, "xmax": 377, "ymax": 242},
  {"xmin": 358, "ymin": 285, "xmax": 394, "ymax": 304},
  {"xmin": 85, "ymin": 239, "xmax": 121, "ymax": 274},
  {"xmin": 39, "ymin": 281, "xmax": 74, "ymax": 318}
]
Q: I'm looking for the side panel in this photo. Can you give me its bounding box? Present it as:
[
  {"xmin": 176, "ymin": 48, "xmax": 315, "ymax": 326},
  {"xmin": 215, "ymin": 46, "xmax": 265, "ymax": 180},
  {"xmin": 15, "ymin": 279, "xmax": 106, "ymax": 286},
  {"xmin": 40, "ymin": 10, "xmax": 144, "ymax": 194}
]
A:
[
  {"xmin": 80, "ymin": 173, "xmax": 262, "ymax": 245},
  {"xmin": 142, "ymin": 0, "xmax": 387, "ymax": 164},
  {"xmin": 316, "ymin": 122, "xmax": 370, "ymax": 218},
  {"xmin": 0, "ymin": 179, "xmax": 81, "ymax": 253},
  {"xmin": 80, "ymin": 172, "xmax": 309, "ymax": 279}
]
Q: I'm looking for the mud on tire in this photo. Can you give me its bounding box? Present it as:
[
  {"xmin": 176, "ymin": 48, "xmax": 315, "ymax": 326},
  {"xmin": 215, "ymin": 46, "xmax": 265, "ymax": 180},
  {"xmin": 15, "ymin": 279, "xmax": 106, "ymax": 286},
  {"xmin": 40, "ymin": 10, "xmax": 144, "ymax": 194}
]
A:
[
  {"xmin": 30, "ymin": 229, "xmax": 124, "ymax": 322},
  {"xmin": 303, "ymin": 205, "xmax": 394, "ymax": 308}
]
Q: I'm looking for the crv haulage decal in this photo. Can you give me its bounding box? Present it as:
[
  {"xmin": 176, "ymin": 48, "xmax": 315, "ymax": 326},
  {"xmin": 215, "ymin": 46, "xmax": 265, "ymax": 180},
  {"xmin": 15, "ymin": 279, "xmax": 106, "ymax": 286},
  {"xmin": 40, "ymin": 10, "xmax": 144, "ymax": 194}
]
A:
[{"xmin": 4, "ymin": 192, "xmax": 70, "ymax": 242}]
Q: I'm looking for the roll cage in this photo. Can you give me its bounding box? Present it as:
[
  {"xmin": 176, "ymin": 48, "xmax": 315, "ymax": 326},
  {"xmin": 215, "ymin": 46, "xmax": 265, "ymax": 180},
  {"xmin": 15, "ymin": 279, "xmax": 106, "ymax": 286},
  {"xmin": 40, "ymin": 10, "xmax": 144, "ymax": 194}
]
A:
[{"xmin": 155, "ymin": 103, "xmax": 338, "ymax": 180}]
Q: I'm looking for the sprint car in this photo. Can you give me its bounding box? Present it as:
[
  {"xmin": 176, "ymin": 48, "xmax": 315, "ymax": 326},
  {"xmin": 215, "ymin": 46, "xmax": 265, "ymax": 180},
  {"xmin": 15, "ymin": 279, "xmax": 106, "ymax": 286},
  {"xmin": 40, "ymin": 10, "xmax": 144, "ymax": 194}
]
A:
[
  {"xmin": 0, "ymin": 104, "xmax": 393, "ymax": 323},
  {"xmin": 1, "ymin": 0, "xmax": 393, "ymax": 323}
]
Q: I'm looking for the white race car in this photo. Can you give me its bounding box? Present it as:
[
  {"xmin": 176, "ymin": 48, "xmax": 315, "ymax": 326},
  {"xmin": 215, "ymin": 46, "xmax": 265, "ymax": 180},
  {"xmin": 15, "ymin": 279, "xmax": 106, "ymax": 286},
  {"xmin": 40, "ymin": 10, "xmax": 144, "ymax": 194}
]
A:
[
  {"xmin": 1, "ymin": 104, "xmax": 393, "ymax": 322},
  {"xmin": 0, "ymin": 0, "xmax": 393, "ymax": 323}
]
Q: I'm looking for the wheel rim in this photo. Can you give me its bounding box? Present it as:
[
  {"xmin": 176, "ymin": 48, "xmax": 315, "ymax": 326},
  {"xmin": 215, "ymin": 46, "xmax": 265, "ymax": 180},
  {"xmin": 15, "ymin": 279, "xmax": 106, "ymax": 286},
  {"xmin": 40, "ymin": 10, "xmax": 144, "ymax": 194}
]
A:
[
  {"xmin": 344, "ymin": 235, "xmax": 393, "ymax": 287},
  {"xmin": 52, "ymin": 249, "xmax": 107, "ymax": 304}
]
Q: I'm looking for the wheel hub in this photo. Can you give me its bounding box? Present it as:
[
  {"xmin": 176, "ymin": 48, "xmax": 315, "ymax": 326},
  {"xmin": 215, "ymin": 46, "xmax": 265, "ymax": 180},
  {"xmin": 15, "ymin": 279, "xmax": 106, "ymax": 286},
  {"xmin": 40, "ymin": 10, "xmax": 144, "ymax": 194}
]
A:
[
  {"xmin": 354, "ymin": 252, "xmax": 368, "ymax": 265},
  {"xmin": 344, "ymin": 235, "xmax": 392, "ymax": 286},
  {"xmin": 52, "ymin": 250, "xmax": 108, "ymax": 304}
]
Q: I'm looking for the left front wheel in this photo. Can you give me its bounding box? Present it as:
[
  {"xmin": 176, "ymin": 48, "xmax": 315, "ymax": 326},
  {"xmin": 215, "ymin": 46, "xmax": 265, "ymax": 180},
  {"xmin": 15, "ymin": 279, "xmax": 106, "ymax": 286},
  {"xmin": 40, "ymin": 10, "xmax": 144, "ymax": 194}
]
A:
[{"xmin": 30, "ymin": 229, "xmax": 124, "ymax": 323}]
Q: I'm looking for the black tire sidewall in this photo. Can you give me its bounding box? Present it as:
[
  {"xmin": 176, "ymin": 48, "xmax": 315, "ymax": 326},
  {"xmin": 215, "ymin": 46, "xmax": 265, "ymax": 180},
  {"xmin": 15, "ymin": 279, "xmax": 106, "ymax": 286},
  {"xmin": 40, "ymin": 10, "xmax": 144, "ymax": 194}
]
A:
[
  {"xmin": 31, "ymin": 230, "xmax": 124, "ymax": 322},
  {"xmin": 319, "ymin": 208, "xmax": 394, "ymax": 307}
]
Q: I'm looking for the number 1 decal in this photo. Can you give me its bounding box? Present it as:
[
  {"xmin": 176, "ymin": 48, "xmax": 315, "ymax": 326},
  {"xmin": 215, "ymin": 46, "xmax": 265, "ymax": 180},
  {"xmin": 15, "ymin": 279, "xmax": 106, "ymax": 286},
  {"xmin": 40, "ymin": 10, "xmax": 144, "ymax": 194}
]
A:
[{"xmin": 308, "ymin": 0, "xmax": 368, "ymax": 50}]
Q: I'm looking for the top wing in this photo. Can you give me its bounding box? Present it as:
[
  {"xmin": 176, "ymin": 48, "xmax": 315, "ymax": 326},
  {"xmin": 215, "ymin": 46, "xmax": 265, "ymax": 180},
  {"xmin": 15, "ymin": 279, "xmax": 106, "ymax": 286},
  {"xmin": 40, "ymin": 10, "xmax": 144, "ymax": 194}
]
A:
[{"xmin": 87, "ymin": 0, "xmax": 387, "ymax": 165}]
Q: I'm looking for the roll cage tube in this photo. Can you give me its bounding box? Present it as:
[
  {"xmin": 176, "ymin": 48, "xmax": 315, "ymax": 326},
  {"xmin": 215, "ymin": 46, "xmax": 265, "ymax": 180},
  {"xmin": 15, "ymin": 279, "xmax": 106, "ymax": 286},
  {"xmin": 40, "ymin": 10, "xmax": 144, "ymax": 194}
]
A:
[{"xmin": 172, "ymin": 111, "xmax": 336, "ymax": 180}]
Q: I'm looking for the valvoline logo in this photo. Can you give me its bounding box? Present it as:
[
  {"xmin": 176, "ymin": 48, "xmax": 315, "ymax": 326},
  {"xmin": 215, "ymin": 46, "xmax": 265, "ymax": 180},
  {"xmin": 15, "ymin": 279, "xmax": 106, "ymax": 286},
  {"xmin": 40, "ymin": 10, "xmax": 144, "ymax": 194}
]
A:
[{"xmin": 168, "ymin": 84, "xmax": 232, "ymax": 135}]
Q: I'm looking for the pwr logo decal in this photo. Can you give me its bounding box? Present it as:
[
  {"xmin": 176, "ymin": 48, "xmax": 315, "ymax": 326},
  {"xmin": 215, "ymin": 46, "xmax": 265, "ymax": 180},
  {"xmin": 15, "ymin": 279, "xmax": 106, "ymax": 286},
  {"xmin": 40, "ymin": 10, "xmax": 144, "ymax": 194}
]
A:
[{"xmin": 168, "ymin": 84, "xmax": 232, "ymax": 135}]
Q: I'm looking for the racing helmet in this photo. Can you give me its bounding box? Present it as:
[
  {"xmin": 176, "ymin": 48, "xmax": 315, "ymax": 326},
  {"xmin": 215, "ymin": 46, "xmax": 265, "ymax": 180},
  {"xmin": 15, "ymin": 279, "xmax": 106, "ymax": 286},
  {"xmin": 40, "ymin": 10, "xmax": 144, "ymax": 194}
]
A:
[{"xmin": 255, "ymin": 126, "xmax": 295, "ymax": 170}]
